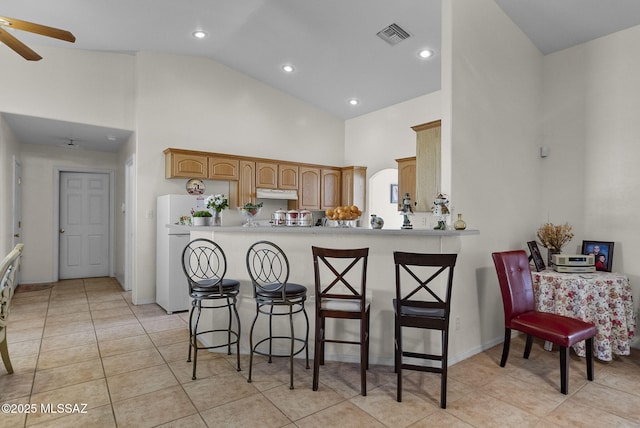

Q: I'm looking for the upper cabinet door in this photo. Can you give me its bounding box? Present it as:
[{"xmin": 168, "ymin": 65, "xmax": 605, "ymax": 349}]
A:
[
  {"xmin": 208, "ymin": 156, "xmax": 239, "ymax": 181},
  {"xmin": 237, "ymin": 160, "xmax": 256, "ymax": 205},
  {"xmin": 279, "ymin": 164, "xmax": 299, "ymax": 190},
  {"xmin": 256, "ymin": 162, "xmax": 278, "ymax": 188},
  {"xmin": 341, "ymin": 166, "xmax": 366, "ymax": 209},
  {"xmin": 165, "ymin": 151, "xmax": 208, "ymax": 178},
  {"xmin": 396, "ymin": 157, "xmax": 416, "ymax": 211},
  {"xmin": 321, "ymin": 169, "xmax": 341, "ymax": 210},
  {"xmin": 299, "ymin": 167, "xmax": 321, "ymax": 210},
  {"xmin": 413, "ymin": 120, "xmax": 441, "ymax": 212}
]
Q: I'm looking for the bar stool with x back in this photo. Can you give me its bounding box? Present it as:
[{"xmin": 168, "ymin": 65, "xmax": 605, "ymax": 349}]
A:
[
  {"xmin": 181, "ymin": 238, "xmax": 241, "ymax": 380},
  {"xmin": 393, "ymin": 252, "xmax": 457, "ymax": 408},
  {"xmin": 312, "ymin": 246, "xmax": 370, "ymax": 395},
  {"xmin": 245, "ymin": 240, "xmax": 310, "ymax": 389}
]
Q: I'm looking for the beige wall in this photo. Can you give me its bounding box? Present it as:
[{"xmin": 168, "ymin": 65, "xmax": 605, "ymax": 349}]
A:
[
  {"xmin": 131, "ymin": 52, "xmax": 345, "ymax": 304},
  {"xmin": 18, "ymin": 144, "xmax": 118, "ymax": 283},
  {"xmin": 345, "ymin": 91, "xmax": 442, "ymax": 224},
  {"xmin": 0, "ymin": 46, "xmax": 135, "ymax": 130},
  {"xmin": 345, "ymin": 91, "xmax": 442, "ymax": 174},
  {"xmin": 0, "ymin": 118, "xmax": 21, "ymax": 256},
  {"xmin": 443, "ymin": 0, "xmax": 640, "ymax": 353},
  {"xmin": 442, "ymin": 0, "xmax": 545, "ymax": 358},
  {"xmin": 0, "ymin": 46, "xmax": 135, "ymax": 284},
  {"xmin": 542, "ymin": 25, "xmax": 640, "ymax": 314}
]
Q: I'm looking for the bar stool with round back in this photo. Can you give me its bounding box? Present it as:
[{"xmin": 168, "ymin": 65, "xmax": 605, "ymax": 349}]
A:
[
  {"xmin": 245, "ymin": 240, "xmax": 309, "ymax": 389},
  {"xmin": 181, "ymin": 238, "xmax": 241, "ymax": 380},
  {"xmin": 312, "ymin": 246, "xmax": 370, "ymax": 396}
]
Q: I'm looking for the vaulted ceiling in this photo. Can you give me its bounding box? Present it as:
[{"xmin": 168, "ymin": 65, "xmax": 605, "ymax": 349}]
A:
[{"xmin": 2, "ymin": 1, "xmax": 640, "ymax": 151}]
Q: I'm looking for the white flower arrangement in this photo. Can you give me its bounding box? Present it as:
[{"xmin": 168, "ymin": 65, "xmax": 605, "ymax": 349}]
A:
[{"xmin": 205, "ymin": 194, "xmax": 229, "ymax": 213}]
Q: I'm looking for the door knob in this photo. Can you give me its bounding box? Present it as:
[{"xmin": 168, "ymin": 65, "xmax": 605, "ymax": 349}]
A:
[
  {"xmin": 59, "ymin": 228, "xmax": 65, "ymax": 234},
  {"xmin": 13, "ymin": 233, "xmax": 20, "ymax": 238}
]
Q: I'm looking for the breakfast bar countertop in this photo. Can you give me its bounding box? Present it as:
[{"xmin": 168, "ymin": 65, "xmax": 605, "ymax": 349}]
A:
[
  {"xmin": 167, "ymin": 224, "xmax": 480, "ymax": 236},
  {"xmin": 187, "ymin": 224, "xmax": 478, "ymax": 366}
]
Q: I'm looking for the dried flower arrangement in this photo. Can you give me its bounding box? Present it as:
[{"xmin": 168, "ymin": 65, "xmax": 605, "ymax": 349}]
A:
[{"xmin": 536, "ymin": 222, "xmax": 574, "ymax": 251}]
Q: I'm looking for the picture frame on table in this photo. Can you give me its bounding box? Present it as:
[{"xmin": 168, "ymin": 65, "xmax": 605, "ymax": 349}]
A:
[
  {"xmin": 582, "ymin": 240, "xmax": 614, "ymax": 272},
  {"xmin": 390, "ymin": 184, "xmax": 399, "ymax": 204},
  {"xmin": 527, "ymin": 241, "xmax": 545, "ymax": 272}
]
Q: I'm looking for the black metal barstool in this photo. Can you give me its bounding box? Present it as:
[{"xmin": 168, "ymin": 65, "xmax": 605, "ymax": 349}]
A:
[
  {"xmin": 182, "ymin": 238, "xmax": 241, "ymax": 380},
  {"xmin": 245, "ymin": 240, "xmax": 309, "ymax": 389}
]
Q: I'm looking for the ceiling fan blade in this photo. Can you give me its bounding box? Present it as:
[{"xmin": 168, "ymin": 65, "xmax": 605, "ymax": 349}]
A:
[
  {"xmin": 0, "ymin": 15, "xmax": 75, "ymax": 43},
  {"xmin": 0, "ymin": 27, "xmax": 42, "ymax": 60}
]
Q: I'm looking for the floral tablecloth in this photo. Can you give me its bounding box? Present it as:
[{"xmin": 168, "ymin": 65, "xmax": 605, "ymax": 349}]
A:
[{"xmin": 531, "ymin": 270, "xmax": 635, "ymax": 361}]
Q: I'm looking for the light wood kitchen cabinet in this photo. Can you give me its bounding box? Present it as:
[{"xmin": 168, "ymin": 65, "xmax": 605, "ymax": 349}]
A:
[
  {"xmin": 341, "ymin": 166, "xmax": 366, "ymax": 209},
  {"xmin": 278, "ymin": 164, "xmax": 299, "ymax": 190},
  {"xmin": 413, "ymin": 120, "xmax": 441, "ymax": 212},
  {"xmin": 256, "ymin": 162, "xmax": 278, "ymax": 188},
  {"xmin": 237, "ymin": 160, "xmax": 256, "ymax": 206},
  {"xmin": 256, "ymin": 162, "xmax": 298, "ymax": 190},
  {"xmin": 164, "ymin": 150, "xmax": 346, "ymax": 212},
  {"xmin": 396, "ymin": 156, "xmax": 416, "ymax": 211},
  {"xmin": 164, "ymin": 149, "xmax": 208, "ymax": 178},
  {"xmin": 208, "ymin": 155, "xmax": 239, "ymax": 181},
  {"xmin": 321, "ymin": 168, "xmax": 341, "ymax": 210},
  {"xmin": 299, "ymin": 167, "xmax": 321, "ymax": 210}
]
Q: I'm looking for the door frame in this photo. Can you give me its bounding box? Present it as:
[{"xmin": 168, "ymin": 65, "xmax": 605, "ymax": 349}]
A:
[
  {"xmin": 12, "ymin": 156, "xmax": 23, "ymax": 283},
  {"xmin": 53, "ymin": 167, "xmax": 115, "ymax": 281},
  {"xmin": 124, "ymin": 154, "xmax": 136, "ymax": 292},
  {"xmin": 12, "ymin": 156, "xmax": 22, "ymax": 248}
]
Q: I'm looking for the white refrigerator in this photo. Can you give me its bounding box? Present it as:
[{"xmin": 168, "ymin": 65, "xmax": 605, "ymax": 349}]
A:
[{"xmin": 156, "ymin": 194, "xmax": 205, "ymax": 313}]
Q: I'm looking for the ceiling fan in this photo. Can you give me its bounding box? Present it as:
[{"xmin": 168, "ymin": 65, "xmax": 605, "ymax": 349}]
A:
[{"xmin": 0, "ymin": 15, "xmax": 75, "ymax": 61}]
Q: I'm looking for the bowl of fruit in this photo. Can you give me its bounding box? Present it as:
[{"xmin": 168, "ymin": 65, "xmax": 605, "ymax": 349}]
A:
[
  {"xmin": 324, "ymin": 205, "xmax": 362, "ymax": 228},
  {"xmin": 238, "ymin": 202, "xmax": 263, "ymax": 227}
]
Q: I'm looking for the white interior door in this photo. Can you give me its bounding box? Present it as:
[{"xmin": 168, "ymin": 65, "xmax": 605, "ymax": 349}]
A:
[{"xmin": 59, "ymin": 172, "xmax": 110, "ymax": 279}]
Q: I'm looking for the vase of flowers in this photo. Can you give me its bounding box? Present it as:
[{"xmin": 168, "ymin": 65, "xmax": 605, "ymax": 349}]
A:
[
  {"xmin": 205, "ymin": 194, "xmax": 229, "ymax": 226},
  {"xmin": 536, "ymin": 222, "xmax": 574, "ymax": 266}
]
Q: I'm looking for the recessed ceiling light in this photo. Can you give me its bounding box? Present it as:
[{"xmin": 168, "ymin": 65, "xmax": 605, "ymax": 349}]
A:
[
  {"xmin": 192, "ymin": 30, "xmax": 207, "ymax": 39},
  {"xmin": 418, "ymin": 49, "xmax": 434, "ymax": 59},
  {"xmin": 282, "ymin": 64, "xmax": 295, "ymax": 73},
  {"xmin": 348, "ymin": 99, "xmax": 360, "ymax": 106}
]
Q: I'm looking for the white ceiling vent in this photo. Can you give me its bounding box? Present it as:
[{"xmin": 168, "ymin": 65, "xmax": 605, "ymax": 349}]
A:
[{"xmin": 376, "ymin": 23, "xmax": 411, "ymax": 46}]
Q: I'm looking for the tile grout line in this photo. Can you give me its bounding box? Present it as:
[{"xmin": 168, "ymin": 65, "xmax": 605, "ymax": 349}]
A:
[
  {"xmin": 24, "ymin": 285, "xmax": 53, "ymax": 427},
  {"xmin": 124, "ymin": 291, "xmax": 205, "ymax": 426},
  {"xmin": 84, "ymin": 278, "xmax": 120, "ymax": 428}
]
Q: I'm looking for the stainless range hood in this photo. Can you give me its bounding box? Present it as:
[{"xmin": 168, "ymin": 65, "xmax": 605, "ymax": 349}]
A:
[{"xmin": 256, "ymin": 188, "xmax": 298, "ymax": 200}]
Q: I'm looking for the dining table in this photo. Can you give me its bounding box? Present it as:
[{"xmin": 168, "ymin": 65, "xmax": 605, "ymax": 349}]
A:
[{"xmin": 531, "ymin": 269, "xmax": 635, "ymax": 361}]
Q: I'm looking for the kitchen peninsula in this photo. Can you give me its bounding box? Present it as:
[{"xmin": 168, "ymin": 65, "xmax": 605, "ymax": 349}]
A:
[{"xmin": 177, "ymin": 224, "xmax": 478, "ymax": 366}]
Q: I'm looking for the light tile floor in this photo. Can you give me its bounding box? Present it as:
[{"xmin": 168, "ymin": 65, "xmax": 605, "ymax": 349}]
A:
[{"xmin": 1, "ymin": 277, "xmax": 639, "ymax": 427}]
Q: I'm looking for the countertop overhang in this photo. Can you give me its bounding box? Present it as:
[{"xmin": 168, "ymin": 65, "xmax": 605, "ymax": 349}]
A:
[{"xmin": 168, "ymin": 224, "xmax": 479, "ymax": 236}]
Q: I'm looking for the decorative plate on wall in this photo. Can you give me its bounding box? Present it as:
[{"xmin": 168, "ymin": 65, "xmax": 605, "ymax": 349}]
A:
[{"xmin": 186, "ymin": 178, "xmax": 205, "ymax": 195}]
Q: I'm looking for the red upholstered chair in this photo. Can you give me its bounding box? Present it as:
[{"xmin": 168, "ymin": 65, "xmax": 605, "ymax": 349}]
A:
[{"xmin": 491, "ymin": 250, "xmax": 597, "ymax": 394}]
